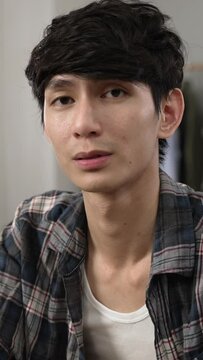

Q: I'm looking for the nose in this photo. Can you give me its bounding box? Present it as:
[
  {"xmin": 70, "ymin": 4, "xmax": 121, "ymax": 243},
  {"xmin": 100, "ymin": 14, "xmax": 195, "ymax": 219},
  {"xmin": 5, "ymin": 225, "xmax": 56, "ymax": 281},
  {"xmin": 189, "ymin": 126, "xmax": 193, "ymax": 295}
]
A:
[{"xmin": 72, "ymin": 99, "xmax": 102, "ymax": 139}]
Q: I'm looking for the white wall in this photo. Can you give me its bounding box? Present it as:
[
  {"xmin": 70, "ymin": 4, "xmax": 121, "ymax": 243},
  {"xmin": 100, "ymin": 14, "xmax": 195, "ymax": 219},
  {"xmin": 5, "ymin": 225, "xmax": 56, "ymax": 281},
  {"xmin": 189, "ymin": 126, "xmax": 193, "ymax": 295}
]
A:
[
  {"xmin": 1, "ymin": 0, "xmax": 203, "ymax": 229},
  {"xmin": 0, "ymin": 0, "xmax": 56, "ymax": 229},
  {"xmin": 0, "ymin": 2, "xmax": 5, "ymax": 229},
  {"xmin": 152, "ymin": 0, "xmax": 203, "ymax": 64}
]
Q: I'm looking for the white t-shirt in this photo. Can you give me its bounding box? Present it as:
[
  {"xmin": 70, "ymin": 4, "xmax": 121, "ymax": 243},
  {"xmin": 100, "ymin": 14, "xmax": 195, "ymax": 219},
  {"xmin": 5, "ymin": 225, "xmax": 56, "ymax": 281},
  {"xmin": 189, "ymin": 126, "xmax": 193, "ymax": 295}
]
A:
[{"xmin": 82, "ymin": 268, "xmax": 156, "ymax": 359}]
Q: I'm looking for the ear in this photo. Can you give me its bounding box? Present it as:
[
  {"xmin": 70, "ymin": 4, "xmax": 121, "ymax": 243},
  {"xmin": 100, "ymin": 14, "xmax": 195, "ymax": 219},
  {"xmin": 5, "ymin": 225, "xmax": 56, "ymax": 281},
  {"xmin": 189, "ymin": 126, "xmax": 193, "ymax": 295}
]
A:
[{"xmin": 158, "ymin": 88, "xmax": 184, "ymax": 139}]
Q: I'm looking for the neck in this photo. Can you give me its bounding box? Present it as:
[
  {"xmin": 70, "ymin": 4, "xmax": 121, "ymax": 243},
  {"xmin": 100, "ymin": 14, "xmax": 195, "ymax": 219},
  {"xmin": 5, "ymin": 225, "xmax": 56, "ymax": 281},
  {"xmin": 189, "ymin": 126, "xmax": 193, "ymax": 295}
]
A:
[{"xmin": 83, "ymin": 168, "xmax": 160, "ymax": 267}]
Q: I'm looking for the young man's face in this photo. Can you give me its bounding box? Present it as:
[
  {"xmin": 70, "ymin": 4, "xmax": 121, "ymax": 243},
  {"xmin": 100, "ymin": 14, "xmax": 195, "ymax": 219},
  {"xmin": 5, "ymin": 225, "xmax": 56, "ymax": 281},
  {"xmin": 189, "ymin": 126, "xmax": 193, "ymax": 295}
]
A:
[{"xmin": 44, "ymin": 74, "xmax": 163, "ymax": 194}]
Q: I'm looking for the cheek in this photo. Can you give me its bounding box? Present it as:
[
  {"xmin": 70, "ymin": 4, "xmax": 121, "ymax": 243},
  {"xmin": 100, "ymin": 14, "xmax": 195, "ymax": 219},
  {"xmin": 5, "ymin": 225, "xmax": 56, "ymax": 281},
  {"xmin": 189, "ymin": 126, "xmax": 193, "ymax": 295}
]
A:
[
  {"xmin": 44, "ymin": 106, "xmax": 72, "ymax": 142},
  {"xmin": 45, "ymin": 120, "xmax": 70, "ymax": 148},
  {"xmin": 119, "ymin": 118, "xmax": 158, "ymax": 158},
  {"xmin": 121, "ymin": 134, "xmax": 128, "ymax": 142}
]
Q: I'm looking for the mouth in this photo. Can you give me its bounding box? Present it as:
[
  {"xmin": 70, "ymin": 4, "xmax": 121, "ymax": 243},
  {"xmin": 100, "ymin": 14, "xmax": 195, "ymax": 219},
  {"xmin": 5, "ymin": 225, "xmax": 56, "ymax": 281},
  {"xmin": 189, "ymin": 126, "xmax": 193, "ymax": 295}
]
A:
[
  {"xmin": 73, "ymin": 150, "xmax": 112, "ymax": 170},
  {"xmin": 73, "ymin": 150, "xmax": 112, "ymax": 160}
]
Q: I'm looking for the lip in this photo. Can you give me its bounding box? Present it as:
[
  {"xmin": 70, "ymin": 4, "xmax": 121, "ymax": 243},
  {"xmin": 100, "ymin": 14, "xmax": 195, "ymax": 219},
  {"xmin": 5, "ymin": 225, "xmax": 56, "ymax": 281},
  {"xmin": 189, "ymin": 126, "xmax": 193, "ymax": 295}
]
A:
[{"xmin": 73, "ymin": 150, "xmax": 112, "ymax": 170}]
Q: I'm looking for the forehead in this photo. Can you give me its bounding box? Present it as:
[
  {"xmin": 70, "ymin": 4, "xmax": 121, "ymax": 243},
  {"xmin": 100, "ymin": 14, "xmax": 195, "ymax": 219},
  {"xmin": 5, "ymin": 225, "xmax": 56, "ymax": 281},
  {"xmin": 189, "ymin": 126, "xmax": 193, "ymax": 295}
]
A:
[
  {"xmin": 46, "ymin": 74, "xmax": 92, "ymax": 90},
  {"xmin": 45, "ymin": 74, "xmax": 148, "ymax": 92}
]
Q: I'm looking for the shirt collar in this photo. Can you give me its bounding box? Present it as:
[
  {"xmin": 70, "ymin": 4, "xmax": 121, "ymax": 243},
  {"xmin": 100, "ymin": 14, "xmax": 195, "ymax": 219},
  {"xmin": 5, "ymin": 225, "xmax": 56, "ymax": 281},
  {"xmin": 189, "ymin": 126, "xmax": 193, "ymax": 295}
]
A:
[
  {"xmin": 151, "ymin": 170, "xmax": 195, "ymax": 278},
  {"xmin": 47, "ymin": 192, "xmax": 87, "ymax": 276}
]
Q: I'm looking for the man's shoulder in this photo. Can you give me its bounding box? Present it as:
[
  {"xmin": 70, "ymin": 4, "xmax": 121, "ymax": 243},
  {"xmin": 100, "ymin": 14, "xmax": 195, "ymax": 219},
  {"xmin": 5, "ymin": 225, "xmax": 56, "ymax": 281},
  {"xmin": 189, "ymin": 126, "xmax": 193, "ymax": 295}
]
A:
[
  {"xmin": 160, "ymin": 170, "xmax": 203, "ymax": 230},
  {"xmin": 1, "ymin": 190, "xmax": 84, "ymax": 254},
  {"xmin": 175, "ymin": 182, "xmax": 203, "ymax": 225},
  {"xmin": 172, "ymin": 179, "xmax": 203, "ymax": 206},
  {"xmin": 160, "ymin": 170, "xmax": 203, "ymax": 200},
  {"xmin": 13, "ymin": 189, "xmax": 83, "ymax": 223}
]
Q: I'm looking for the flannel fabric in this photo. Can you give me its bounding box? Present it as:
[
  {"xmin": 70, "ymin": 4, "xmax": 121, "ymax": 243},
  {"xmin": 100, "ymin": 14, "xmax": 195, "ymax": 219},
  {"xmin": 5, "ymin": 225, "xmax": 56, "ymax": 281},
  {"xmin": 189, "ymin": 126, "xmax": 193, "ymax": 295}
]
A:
[{"xmin": 0, "ymin": 171, "xmax": 203, "ymax": 360}]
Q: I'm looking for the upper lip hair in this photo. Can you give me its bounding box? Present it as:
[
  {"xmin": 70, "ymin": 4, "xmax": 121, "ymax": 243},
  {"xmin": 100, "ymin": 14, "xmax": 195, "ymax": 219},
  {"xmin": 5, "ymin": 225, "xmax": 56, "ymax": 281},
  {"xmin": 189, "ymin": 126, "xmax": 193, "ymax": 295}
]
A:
[{"xmin": 74, "ymin": 150, "xmax": 111, "ymax": 160}]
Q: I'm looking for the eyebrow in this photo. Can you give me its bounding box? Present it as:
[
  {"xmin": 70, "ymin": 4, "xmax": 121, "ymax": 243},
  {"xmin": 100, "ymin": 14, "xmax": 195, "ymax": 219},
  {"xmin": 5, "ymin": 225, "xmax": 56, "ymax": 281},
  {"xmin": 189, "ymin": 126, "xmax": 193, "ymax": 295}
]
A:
[{"xmin": 46, "ymin": 78, "xmax": 74, "ymax": 91}]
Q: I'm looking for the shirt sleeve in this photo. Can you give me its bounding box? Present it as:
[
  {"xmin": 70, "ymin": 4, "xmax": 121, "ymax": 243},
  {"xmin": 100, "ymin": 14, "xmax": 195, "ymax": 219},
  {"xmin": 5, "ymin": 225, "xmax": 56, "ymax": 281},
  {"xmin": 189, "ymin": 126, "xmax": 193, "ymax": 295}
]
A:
[{"xmin": 0, "ymin": 205, "xmax": 25, "ymax": 359}]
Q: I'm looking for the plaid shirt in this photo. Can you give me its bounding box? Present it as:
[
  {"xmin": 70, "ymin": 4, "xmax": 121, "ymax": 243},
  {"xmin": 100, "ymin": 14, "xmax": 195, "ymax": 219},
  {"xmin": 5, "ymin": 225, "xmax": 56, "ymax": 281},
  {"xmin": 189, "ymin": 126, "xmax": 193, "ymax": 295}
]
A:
[{"xmin": 0, "ymin": 171, "xmax": 203, "ymax": 360}]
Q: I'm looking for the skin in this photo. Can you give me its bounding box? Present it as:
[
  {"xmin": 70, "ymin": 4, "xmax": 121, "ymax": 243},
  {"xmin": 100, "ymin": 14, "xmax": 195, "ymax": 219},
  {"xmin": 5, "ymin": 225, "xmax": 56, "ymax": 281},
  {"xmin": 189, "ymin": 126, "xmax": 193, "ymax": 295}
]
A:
[{"xmin": 44, "ymin": 74, "xmax": 184, "ymax": 311}]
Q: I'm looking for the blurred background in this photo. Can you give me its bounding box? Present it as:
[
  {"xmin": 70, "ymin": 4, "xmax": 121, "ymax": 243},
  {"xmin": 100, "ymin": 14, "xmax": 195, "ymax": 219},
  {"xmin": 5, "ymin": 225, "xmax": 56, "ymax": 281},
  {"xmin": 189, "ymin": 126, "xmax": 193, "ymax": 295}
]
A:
[{"xmin": 1, "ymin": 0, "xmax": 203, "ymax": 230}]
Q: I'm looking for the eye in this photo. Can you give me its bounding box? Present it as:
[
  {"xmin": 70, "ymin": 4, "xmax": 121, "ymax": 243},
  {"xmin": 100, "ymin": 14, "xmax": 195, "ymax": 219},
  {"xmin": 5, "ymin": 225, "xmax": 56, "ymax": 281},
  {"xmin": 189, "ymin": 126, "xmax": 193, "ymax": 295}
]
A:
[
  {"xmin": 103, "ymin": 88, "xmax": 127, "ymax": 98},
  {"xmin": 51, "ymin": 96, "xmax": 74, "ymax": 106}
]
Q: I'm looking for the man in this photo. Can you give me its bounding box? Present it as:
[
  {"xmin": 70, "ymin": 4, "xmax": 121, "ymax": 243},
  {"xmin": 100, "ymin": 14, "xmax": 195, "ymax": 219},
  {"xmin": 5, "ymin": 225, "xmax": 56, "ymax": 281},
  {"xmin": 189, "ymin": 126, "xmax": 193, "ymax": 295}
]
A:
[{"xmin": 0, "ymin": 0, "xmax": 202, "ymax": 359}]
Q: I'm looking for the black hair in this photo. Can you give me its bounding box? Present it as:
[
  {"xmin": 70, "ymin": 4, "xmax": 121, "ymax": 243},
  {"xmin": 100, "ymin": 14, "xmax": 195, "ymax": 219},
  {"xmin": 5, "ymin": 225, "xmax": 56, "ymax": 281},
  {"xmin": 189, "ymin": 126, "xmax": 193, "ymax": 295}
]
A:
[{"xmin": 25, "ymin": 0, "xmax": 185, "ymax": 162}]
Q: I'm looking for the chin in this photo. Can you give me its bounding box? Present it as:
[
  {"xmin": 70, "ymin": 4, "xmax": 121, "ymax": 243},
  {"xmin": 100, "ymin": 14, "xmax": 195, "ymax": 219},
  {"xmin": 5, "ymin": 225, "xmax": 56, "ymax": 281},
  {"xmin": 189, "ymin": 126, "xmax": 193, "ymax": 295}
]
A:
[
  {"xmin": 66, "ymin": 167, "xmax": 134, "ymax": 194},
  {"xmin": 72, "ymin": 178, "xmax": 118, "ymax": 194},
  {"xmin": 78, "ymin": 183, "xmax": 113, "ymax": 194}
]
